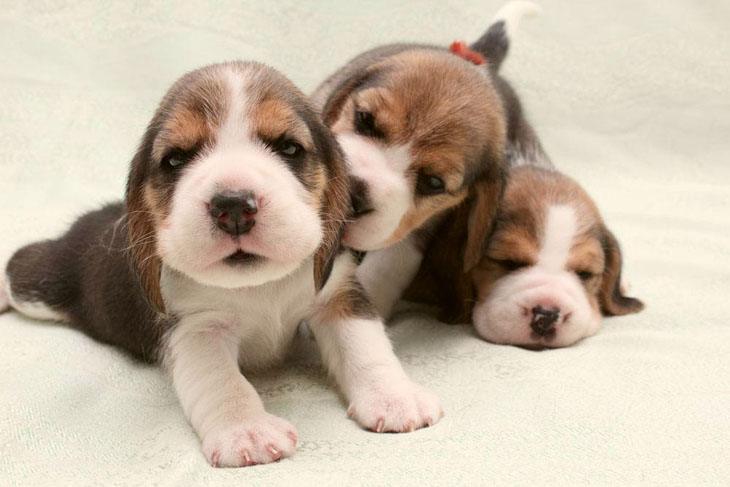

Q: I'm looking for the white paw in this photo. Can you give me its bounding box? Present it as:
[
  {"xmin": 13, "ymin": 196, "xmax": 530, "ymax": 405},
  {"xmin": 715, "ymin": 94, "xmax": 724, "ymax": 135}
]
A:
[
  {"xmin": 347, "ymin": 380, "xmax": 443, "ymax": 433},
  {"xmin": 202, "ymin": 412, "xmax": 298, "ymax": 467}
]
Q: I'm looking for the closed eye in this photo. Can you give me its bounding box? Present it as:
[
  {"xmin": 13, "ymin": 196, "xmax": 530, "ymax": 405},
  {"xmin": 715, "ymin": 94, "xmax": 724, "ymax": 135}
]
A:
[
  {"xmin": 492, "ymin": 258, "xmax": 530, "ymax": 271},
  {"xmin": 576, "ymin": 270, "xmax": 596, "ymax": 281}
]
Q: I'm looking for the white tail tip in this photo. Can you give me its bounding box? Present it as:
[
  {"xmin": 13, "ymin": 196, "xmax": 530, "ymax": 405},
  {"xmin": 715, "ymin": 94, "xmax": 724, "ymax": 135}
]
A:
[{"xmin": 493, "ymin": 1, "xmax": 541, "ymax": 37}]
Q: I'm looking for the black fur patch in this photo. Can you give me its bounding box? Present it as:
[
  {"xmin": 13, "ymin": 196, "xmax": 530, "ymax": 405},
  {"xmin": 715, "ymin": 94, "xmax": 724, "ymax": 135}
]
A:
[{"xmin": 6, "ymin": 204, "xmax": 172, "ymax": 362}]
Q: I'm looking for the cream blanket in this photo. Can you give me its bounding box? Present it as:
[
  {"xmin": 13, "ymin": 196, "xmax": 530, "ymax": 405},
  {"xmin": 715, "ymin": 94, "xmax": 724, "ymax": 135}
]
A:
[{"xmin": 1, "ymin": 1, "xmax": 728, "ymax": 485}]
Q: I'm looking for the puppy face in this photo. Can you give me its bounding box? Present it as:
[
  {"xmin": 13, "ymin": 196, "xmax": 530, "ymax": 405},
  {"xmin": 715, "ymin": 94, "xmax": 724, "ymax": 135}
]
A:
[
  {"xmin": 126, "ymin": 62, "xmax": 349, "ymax": 310},
  {"xmin": 322, "ymin": 50, "xmax": 506, "ymax": 254},
  {"xmin": 471, "ymin": 167, "xmax": 643, "ymax": 348}
]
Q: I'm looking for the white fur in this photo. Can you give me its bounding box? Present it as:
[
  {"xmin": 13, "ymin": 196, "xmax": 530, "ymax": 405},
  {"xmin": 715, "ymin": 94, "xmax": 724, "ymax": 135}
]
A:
[
  {"xmin": 356, "ymin": 235, "xmax": 424, "ymax": 319},
  {"xmin": 337, "ymin": 133, "xmax": 413, "ymax": 250},
  {"xmin": 493, "ymin": 1, "xmax": 541, "ymax": 38},
  {"xmin": 162, "ymin": 250, "xmax": 441, "ymax": 464},
  {"xmin": 219, "ymin": 68, "xmax": 249, "ymax": 147},
  {"xmin": 308, "ymin": 310, "xmax": 442, "ymax": 433},
  {"xmin": 472, "ymin": 204, "xmax": 601, "ymax": 348},
  {"xmin": 538, "ymin": 205, "xmax": 576, "ymax": 272},
  {"xmin": 160, "ymin": 259, "xmax": 314, "ymax": 466},
  {"xmin": 3, "ymin": 271, "xmax": 68, "ymax": 322}
]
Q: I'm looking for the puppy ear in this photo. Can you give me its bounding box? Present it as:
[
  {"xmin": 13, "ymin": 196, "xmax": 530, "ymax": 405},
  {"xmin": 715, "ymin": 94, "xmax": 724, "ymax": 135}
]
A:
[
  {"xmin": 320, "ymin": 68, "xmax": 377, "ymax": 127},
  {"xmin": 463, "ymin": 163, "xmax": 506, "ymax": 272},
  {"xmin": 599, "ymin": 227, "xmax": 644, "ymax": 316},
  {"xmin": 125, "ymin": 143, "xmax": 165, "ymax": 313},
  {"xmin": 312, "ymin": 131, "xmax": 351, "ymax": 291}
]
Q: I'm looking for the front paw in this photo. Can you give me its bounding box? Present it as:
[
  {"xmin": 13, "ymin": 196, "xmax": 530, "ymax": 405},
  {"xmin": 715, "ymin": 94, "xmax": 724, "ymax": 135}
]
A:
[
  {"xmin": 347, "ymin": 380, "xmax": 443, "ymax": 433},
  {"xmin": 202, "ymin": 412, "xmax": 298, "ymax": 467}
]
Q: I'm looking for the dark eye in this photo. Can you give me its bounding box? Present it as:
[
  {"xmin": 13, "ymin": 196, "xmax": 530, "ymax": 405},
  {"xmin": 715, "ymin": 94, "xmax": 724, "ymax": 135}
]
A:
[
  {"xmin": 494, "ymin": 258, "xmax": 529, "ymax": 271},
  {"xmin": 161, "ymin": 147, "xmax": 198, "ymax": 170},
  {"xmin": 354, "ymin": 110, "xmax": 383, "ymax": 138},
  {"xmin": 416, "ymin": 172, "xmax": 446, "ymax": 196},
  {"xmin": 270, "ymin": 138, "xmax": 305, "ymax": 162},
  {"xmin": 576, "ymin": 270, "xmax": 595, "ymax": 281}
]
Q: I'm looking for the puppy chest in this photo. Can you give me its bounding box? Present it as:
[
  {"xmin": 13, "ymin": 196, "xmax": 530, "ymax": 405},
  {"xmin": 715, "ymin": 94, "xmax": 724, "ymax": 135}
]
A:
[
  {"xmin": 231, "ymin": 293, "xmax": 311, "ymax": 368},
  {"xmin": 161, "ymin": 265, "xmax": 315, "ymax": 367}
]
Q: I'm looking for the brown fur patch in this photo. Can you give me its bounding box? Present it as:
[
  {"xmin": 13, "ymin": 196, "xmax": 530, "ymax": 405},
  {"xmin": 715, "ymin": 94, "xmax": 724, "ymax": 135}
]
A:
[
  {"xmin": 126, "ymin": 181, "xmax": 165, "ymax": 312},
  {"xmin": 250, "ymin": 98, "xmax": 313, "ymax": 151},
  {"xmin": 313, "ymin": 278, "xmax": 377, "ymax": 323},
  {"xmin": 151, "ymin": 69, "xmax": 227, "ymax": 161},
  {"xmin": 387, "ymin": 190, "xmax": 468, "ymax": 245}
]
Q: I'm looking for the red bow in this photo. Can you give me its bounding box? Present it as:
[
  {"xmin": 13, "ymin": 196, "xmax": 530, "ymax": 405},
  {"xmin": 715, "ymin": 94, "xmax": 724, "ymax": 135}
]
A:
[{"xmin": 449, "ymin": 41, "xmax": 487, "ymax": 66}]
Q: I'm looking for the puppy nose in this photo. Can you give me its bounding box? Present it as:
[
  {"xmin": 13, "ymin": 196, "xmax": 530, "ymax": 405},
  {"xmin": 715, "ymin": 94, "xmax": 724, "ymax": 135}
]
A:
[
  {"xmin": 209, "ymin": 191, "xmax": 257, "ymax": 236},
  {"xmin": 530, "ymin": 305, "xmax": 560, "ymax": 335},
  {"xmin": 350, "ymin": 177, "xmax": 374, "ymax": 217}
]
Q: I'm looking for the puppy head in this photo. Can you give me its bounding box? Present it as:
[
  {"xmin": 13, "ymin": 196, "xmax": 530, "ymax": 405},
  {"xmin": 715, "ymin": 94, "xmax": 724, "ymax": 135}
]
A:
[
  {"xmin": 471, "ymin": 167, "xmax": 643, "ymax": 348},
  {"xmin": 322, "ymin": 49, "xmax": 506, "ymax": 252},
  {"xmin": 126, "ymin": 62, "xmax": 349, "ymax": 311}
]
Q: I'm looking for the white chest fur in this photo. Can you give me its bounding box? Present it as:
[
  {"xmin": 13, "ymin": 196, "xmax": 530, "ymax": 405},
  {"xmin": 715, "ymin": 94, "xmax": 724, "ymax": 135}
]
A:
[{"xmin": 160, "ymin": 259, "xmax": 316, "ymax": 369}]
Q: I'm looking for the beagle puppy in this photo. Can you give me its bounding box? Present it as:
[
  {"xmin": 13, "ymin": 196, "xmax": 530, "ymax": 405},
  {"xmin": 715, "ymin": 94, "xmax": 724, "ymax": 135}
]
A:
[
  {"xmin": 408, "ymin": 165, "xmax": 644, "ymax": 348},
  {"xmin": 309, "ymin": 2, "xmax": 542, "ymax": 319},
  {"xmin": 405, "ymin": 12, "xmax": 644, "ymax": 348},
  {"xmin": 0, "ymin": 61, "xmax": 442, "ymax": 467}
]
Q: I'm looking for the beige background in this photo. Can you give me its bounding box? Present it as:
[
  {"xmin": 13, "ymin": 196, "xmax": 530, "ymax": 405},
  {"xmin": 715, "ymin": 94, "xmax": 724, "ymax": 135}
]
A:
[{"xmin": 1, "ymin": 1, "xmax": 729, "ymax": 485}]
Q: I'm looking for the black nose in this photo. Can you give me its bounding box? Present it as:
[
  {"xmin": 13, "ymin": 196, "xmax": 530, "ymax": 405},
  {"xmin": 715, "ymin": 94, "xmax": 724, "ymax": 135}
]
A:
[
  {"xmin": 350, "ymin": 177, "xmax": 373, "ymax": 217},
  {"xmin": 530, "ymin": 305, "xmax": 560, "ymax": 335},
  {"xmin": 209, "ymin": 191, "xmax": 257, "ymax": 236}
]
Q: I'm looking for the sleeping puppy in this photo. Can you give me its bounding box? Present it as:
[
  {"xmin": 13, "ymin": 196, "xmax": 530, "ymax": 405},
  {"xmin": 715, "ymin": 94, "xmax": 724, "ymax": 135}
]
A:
[
  {"xmin": 479, "ymin": 166, "xmax": 643, "ymax": 348},
  {"xmin": 0, "ymin": 61, "xmax": 441, "ymax": 467},
  {"xmin": 308, "ymin": 3, "xmax": 543, "ymax": 319},
  {"xmin": 408, "ymin": 166, "xmax": 645, "ymax": 348},
  {"xmin": 405, "ymin": 13, "xmax": 644, "ymax": 348}
]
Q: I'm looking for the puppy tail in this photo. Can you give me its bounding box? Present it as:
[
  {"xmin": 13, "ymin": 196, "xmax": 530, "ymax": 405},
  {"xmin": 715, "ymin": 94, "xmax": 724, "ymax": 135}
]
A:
[{"xmin": 470, "ymin": 1, "xmax": 541, "ymax": 72}]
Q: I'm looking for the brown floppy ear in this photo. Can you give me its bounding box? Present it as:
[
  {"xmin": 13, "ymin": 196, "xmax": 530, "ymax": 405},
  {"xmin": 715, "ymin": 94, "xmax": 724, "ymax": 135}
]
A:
[
  {"xmin": 320, "ymin": 68, "xmax": 379, "ymax": 127},
  {"xmin": 463, "ymin": 163, "xmax": 506, "ymax": 272},
  {"xmin": 403, "ymin": 205, "xmax": 476, "ymax": 324},
  {"xmin": 311, "ymin": 128, "xmax": 352, "ymax": 291},
  {"xmin": 599, "ymin": 227, "xmax": 644, "ymax": 316},
  {"xmin": 125, "ymin": 140, "xmax": 165, "ymax": 313}
]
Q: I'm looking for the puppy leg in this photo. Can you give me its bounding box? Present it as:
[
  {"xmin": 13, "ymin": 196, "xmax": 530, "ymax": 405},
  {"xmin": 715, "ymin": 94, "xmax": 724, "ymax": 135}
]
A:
[
  {"xmin": 357, "ymin": 236, "xmax": 423, "ymax": 319},
  {"xmin": 164, "ymin": 316, "xmax": 297, "ymax": 467},
  {"xmin": 311, "ymin": 260, "xmax": 443, "ymax": 432}
]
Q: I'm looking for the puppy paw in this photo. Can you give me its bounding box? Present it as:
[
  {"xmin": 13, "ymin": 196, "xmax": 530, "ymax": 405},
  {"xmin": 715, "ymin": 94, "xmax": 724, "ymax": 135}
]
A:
[
  {"xmin": 202, "ymin": 412, "xmax": 298, "ymax": 467},
  {"xmin": 347, "ymin": 380, "xmax": 443, "ymax": 433}
]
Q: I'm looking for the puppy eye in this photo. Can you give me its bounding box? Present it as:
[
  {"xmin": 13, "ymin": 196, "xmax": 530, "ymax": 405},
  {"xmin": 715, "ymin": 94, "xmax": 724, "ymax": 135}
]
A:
[
  {"xmin": 416, "ymin": 172, "xmax": 446, "ymax": 196},
  {"xmin": 161, "ymin": 147, "xmax": 198, "ymax": 170},
  {"xmin": 270, "ymin": 138, "xmax": 305, "ymax": 162},
  {"xmin": 576, "ymin": 270, "xmax": 595, "ymax": 281},
  {"xmin": 494, "ymin": 259, "xmax": 529, "ymax": 271},
  {"xmin": 354, "ymin": 110, "xmax": 383, "ymax": 138}
]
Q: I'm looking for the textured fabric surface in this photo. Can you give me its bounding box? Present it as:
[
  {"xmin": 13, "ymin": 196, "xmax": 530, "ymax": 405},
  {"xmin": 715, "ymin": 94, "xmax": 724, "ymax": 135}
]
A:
[{"xmin": 1, "ymin": 1, "xmax": 729, "ymax": 485}]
